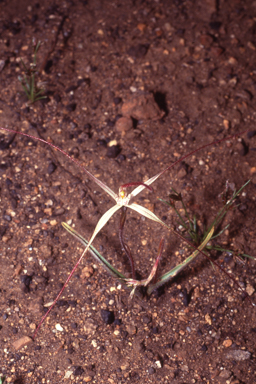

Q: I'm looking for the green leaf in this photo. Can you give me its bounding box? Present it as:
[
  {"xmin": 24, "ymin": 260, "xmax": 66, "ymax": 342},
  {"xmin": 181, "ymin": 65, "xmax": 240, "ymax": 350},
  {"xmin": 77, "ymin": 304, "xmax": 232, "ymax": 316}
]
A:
[
  {"xmin": 207, "ymin": 180, "xmax": 250, "ymax": 235},
  {"xmin": 62, "ymin": 223, "xmax": 143, "ymax": 299},
  {"xmin": 62, "ymin": 223, "xmax": 126, "ymax": 280},
  {"xmin": 147, "ymin": 226, "xmax": 214, "ymax": 295}
]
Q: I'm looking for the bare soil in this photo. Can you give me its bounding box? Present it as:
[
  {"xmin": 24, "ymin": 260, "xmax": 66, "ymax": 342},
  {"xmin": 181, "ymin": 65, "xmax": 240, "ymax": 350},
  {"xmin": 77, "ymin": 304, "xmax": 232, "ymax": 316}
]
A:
[{"xmin": 0, "ymin": 1, "xmax": 256, "ymax": 383}]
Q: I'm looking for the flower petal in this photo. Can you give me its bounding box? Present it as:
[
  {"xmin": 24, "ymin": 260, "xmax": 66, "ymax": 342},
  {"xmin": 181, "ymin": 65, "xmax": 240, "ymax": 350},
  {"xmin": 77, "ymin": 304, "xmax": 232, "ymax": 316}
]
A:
[{"xmin": 129, "ymin": 203, "xmax": 169, "ymax": 228}]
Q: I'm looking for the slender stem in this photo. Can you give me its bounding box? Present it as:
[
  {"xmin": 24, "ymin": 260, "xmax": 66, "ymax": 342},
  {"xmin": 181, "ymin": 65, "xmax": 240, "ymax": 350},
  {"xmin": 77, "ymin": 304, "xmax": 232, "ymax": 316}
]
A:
[
  {"xmin": 153, "ymin": 237, "xmax": 165, "ymax": 284},
  {"xmin": 0, "ymin": 127, "xmax": 117, "ymax": 201},
  {"xmin": 119, "ymin": 207, "xmax": 135, "ymax": 279},
  {"xmin": 32, "ymin": 246, "xmax": 87, "ymax": 340},
  {"xmin": 120, "ymin": 182, "xmax": 153, "ymax": 192},
  {"xmin": 131, "ymin": 130, "xmax": 250, "ymax": 198}
]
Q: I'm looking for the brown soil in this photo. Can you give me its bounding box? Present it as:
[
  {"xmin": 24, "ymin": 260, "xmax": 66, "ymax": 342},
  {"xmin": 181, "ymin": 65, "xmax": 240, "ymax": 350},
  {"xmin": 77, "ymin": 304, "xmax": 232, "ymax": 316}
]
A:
[{"xmin": 0, "ymin": 1, "xmax": 256, "ymax": 383}]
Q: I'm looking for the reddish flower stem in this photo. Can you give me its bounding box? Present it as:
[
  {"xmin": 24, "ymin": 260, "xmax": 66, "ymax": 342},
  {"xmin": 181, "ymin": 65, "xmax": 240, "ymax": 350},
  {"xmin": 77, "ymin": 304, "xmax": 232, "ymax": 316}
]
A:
[
  {"xmin": 119, "ymin": 206, "xmax": 136, "ymax": 279},
  {"xmin": 120, "ymin": 182, "xmax": 153, "ymax": 192}
]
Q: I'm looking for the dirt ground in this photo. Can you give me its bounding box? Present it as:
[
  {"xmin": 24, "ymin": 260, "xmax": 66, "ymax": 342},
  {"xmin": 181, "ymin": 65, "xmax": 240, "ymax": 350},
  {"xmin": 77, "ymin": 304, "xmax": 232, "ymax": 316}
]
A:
[{"xmin": 0, "ymin": 0, "xmax": 256, "ymax": 383}]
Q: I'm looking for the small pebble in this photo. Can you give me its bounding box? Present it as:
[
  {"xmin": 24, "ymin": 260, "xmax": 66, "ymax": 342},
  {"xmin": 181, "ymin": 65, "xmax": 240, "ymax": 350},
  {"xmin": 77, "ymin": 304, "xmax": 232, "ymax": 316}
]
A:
[
  {"xmin": 246, "ymin": 283, "xmax": 255, "ymax": 296},
  {"xmin": 126, "ymin": 324, "xmax": 137, "ymax": 335},
  {"xmin": 12, "ymin": 336, "xmax": 33, "ymax": 351},
  {"xmin": 113, "ymin": 97, "xmax": 122, "ymax": 105},
  {"xmin": 73, "ymin": 366, "xmax": 84, "ymax": 376},
  {"xmin": 53, "ymin": 207, "xmax": 65, "ymax": 216},
  {"xmin": 106, "ymin": 145, "xmax": 121, "ymax": 158},
  {"xmin": 84, "ymin": 318, "xmax": 98, "ymax": 335},
  {"xmin": 121, "ymin": 93, "xmax": 164, "ymax": 120},
  {"xmin": 223, "ymin": 339, "xmax": 232, "ymax": 348},
  {"xmin": 219, "ymin": 369, "xmax": 232, "ymax": 379},
  {"xmin": 148, "ymin": 367, "xmax": 155, "ymax": 374},
  {"xmin": 225, "ymin": 350, "xmax": 251, "ymax": 361},
  {"xmin": 47, "ymin": 162, "xmax": 57, "ymax": 175},
  {"xmin": 247, "ymin": 130, "xmax": 256, "ymax": 139},
  {"xmin": 55, "ymin": 324, "xmax": 64, "ymax": 332},
  {"xmin": 81, "ymin": 266, "xmax": 94, "ymax": 279},
  {"xmin": 66, "ymin": 103, "xmax": 77, "ymax": 112},
  {"xmin": 115, "ymin": 116, "xmax": 133, "ymax": 135},
  {"xmin": 101, "ymin": 309, "xmax": 115, "ymax": 325},
  {"xmin": 127, "ymin": 44, "xmax": 149, "ymax": 59},
  {"xmin": 64, "ymin": 370, "xmax": 73, "ymax": 379},
  {"xmin": 142, "ymin": 315, "xmax": 152, "ymax": 324},
  {"xmin": 223, "ymin": 119, "xmax": 230, "ymax": 129}
]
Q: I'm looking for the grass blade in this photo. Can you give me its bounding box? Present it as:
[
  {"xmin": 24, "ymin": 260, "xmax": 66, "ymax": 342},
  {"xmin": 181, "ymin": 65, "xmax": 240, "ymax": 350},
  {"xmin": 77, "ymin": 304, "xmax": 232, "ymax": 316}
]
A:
[
  {"xmin": 147, "ymin": 227, "xmax": 214, "ymax": 294},
  {"xmin": 62, "ymin": 223, "xmax": 126, "ymax": 279}
]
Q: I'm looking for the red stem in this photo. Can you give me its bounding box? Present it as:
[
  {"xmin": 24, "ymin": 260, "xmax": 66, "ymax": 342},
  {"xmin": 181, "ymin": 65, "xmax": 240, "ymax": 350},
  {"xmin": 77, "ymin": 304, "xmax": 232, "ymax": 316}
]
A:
[
  {"xmin": 119, "ymin": 207, "xmax": 136, "ymax": 279},
  {"xmin": 32, "ymin": 247, "xmax": 86, "ymax": 340},
  {"xmin": 153, "ymin": 129, "xmax": 250, "ymax": 181},
  {"xmin": 0, "ymin": 127, "xmax": 116, "ymax": 200},
  {"xmin": 120, "ymin": 182, "xmax": 153, "ymax": 192},
  {"xmin": 153, "ymin": 237, "xmax": 165, "ymax": 284}
]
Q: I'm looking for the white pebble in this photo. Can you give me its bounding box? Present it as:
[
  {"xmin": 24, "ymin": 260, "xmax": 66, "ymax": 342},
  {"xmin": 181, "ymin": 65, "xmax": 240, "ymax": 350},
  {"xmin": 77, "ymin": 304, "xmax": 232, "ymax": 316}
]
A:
[{"xmin": 55, "ymin": 324, "xmax": 64, "ymax": 332}]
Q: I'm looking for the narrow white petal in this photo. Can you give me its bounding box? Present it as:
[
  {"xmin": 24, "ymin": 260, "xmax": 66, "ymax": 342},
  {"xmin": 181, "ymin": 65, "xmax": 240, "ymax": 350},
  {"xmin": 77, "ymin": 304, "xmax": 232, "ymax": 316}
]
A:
[
  {"xmin": 93, "ymin": 178, "xmax": 118, "ymax": 201},
  {"xmin": 83, "ymin": 204, "xmax": 121, "ymax": 253},
  {"xmin": 129, "ymin": 203, "xmax": 169, "ymax": 228}
]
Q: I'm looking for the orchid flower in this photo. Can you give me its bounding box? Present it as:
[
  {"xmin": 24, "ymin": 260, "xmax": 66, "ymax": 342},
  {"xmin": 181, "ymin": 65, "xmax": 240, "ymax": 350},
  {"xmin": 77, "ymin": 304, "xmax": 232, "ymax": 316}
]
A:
[{"xmin": 0, "ymin": 127, "xmax": 250, "ymax": 340}]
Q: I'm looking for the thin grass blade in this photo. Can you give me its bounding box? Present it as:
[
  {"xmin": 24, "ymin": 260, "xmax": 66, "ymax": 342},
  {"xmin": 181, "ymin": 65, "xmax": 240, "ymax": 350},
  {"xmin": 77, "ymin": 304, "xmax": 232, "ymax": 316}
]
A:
[
  {"xmin": 147, "ymin": 227, "xmax": 214, "ymax": 295},
  {"xmin": 62, "ymin": 223, "xmax": 126, "ymax": 279},
  {"xmin": 207, "ymin": 180, "xmax": 250, "ymax": 235}
]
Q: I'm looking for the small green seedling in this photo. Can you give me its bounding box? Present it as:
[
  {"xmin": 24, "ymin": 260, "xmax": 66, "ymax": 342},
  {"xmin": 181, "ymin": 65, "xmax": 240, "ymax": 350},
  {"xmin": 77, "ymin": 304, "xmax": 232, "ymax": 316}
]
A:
[
  {"xmin": 159, "ymin": 181, "xmax": 253, "ymax": 260},
  {"xmin": 0, "ymin": 126, "xmax": 254, "ymax": 340},
  {"xmin": 18, "ymin": 39, "xmax": 46, "ymax": 103}
]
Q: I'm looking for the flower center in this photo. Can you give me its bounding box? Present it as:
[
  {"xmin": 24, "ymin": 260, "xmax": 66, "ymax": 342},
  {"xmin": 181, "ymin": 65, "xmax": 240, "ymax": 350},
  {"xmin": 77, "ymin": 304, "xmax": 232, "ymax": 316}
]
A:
[{"xmin": 117, "ymin": 187, "xmax": 130, "ymax": 206}]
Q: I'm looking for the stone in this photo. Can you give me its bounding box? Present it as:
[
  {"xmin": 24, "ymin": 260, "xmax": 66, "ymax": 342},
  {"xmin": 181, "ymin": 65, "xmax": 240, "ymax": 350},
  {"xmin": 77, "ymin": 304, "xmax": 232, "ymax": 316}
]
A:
[
  {"xmin": 101, "ymin": 309, "xmax": 115, "ymax": 325},
  {"xmin": 121, "ymin": 93, "xmax": 164, "ymax": 121},
  {"xmin": 12, "ymin": 336, "xmax": 33, "ymax": 351},
  {"xmin": 225, "ymin": 350, "xmax": 251, "ymax": 361},
  {"xmin": 84, "ymin": 318, "xmax": 98, "ymax": 335},
  {"xmin": 115, "ymin": 116, "xmax": 133, "ymax": 135}
]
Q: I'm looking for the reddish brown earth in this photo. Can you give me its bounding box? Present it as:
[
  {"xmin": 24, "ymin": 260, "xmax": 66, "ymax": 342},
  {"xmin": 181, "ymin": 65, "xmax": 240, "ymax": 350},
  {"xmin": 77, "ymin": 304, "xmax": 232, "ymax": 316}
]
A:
[{"xmin": 0, "ymin": 1, "xmax": 256, "ymax": 383}]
